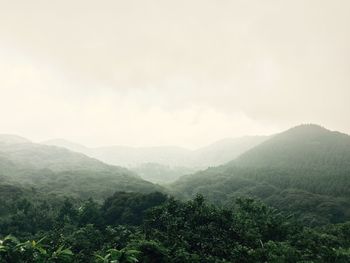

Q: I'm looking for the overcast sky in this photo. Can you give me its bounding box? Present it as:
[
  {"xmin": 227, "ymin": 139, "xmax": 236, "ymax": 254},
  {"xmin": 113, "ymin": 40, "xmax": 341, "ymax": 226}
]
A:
[{"xmin": 0, "ymin": 0, "xmax": 349, "ymax": 148}]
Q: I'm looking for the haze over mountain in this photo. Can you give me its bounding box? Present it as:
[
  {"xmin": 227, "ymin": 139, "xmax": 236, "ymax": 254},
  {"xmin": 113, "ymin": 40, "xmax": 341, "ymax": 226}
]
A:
[
  {"xmin": 234, "ymin": 124, "xmax": 350, "ymax": 170},
  {"xmin": 1, "ymin": 125, "xmax": 350, "ymax": 259},
  {"xmin": 173, "ymin": 124, "xmax": 350, "ymax": 225},
  {"xmin": 0, "ymin": 135, "xmax": 160, "ymax": 200},
  {"xmin": 43, "ymin": 136, "xmax": 268, "ymax": 183}
]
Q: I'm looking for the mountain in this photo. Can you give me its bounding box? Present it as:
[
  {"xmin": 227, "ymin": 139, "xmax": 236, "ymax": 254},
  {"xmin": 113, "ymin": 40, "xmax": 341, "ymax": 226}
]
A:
[
  {"xmin": 43, "ymin": 136, "xmax": 267, "ymax": 183},
  {"xmin": 234, "ymin": 124, "xmax": 350, "ymax": 170},
  {"xmin": 0, "ymin": 136, "xmax": 161, "ymax": 200},
  {"xmin": 0, "ymin": 141, "xmax": 112, "ymax": 173},
  {"xmin": 172, "ymin": 124, "xmax": 350, "ymax": 225}
]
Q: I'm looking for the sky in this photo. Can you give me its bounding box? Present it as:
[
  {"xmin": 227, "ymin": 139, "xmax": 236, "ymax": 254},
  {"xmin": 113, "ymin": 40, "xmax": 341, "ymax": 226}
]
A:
[{"xmin": 0, "ymin": 0, "xmax": 349, "ymax": 148}]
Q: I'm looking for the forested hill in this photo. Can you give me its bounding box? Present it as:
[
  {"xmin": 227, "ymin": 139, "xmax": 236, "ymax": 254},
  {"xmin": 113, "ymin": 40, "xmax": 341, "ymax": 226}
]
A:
[
  {"xmin": 172, "ymin": 124, "xmax": 350, "ymax": 225},
  {"xmin": 0, "ymin": 134, "xmax": 119, "ymax": 172},
  {"xmin": 0, "ymin": 136, "xmax": 161, "ymax": 200},
  {"xmin": 234, "ymin": 124, "xmax": 350, "ymax": 171}
]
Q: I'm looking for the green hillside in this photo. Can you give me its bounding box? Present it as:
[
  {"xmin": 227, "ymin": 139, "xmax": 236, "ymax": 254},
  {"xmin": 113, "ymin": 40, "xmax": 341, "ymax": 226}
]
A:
[
  {"xmin": 172, "ymin": 125, "xmax": 350, "ymax": 225},
  {"xmin": 0, "ymin": 136, "xmax": 161, "ymax": 200},
  {"xmin": 234, "ymin": 124, "xmax": 350, "ymax": 170}
]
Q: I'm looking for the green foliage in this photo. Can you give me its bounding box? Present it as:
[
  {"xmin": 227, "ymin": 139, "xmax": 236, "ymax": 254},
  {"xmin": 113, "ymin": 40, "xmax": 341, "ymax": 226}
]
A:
[
  {"xmin": 95, "ymin": 248, "xmax": 139, "ymax": 263},
  {"xmin": 0, "ymin": 190, "xmax": 349, "ymax": 262},
  {"xmin": 0, "ymin": 235, "xmax": 73, "ymax": 262},
  {"xmin": 102, "ymin": 191, "xmax": 168, "ymax": 225},
  {"xmin": 50, "ymin": 246, "xmax": 74, "ymax": 262},
  {"xmin": 131, "ymin": 240, "xmax": 168, "ymax": 263}
]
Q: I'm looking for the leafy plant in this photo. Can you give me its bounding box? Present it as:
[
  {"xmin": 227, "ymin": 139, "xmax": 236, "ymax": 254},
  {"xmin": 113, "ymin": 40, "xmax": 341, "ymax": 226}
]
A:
[{"xmin": 95, "ymin": 248, "xmax": 139, "ymax": 263}]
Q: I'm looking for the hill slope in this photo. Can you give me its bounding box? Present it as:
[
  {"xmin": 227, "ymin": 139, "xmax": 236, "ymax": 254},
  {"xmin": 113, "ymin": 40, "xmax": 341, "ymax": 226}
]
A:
[
  {"xmin": 0, "ymin": 136, "xmax": 161, "ymax": 200},
  {"xmin": 172, "ymin": 125, "xmax": 350, "ymax": 225},
  {"xmin": 234, "ymin": 124, "xmax": 350, "ymax": 170}
]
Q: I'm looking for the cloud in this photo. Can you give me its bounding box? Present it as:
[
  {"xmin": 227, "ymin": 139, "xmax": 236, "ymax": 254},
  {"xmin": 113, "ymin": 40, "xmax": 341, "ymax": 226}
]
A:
[{"xmin": 0, "ymin": 0, "xmax": 349, "ymax": 146}]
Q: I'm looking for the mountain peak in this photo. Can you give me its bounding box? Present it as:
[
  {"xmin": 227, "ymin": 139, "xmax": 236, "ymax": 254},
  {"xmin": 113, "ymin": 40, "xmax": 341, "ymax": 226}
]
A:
[
  {"xmin": 284, "ymin": 124, "xmax": 328, "ymax": 134},
  {"xmin": 234, "ymin": 124, "xmax": 350, "ymax": 169}
]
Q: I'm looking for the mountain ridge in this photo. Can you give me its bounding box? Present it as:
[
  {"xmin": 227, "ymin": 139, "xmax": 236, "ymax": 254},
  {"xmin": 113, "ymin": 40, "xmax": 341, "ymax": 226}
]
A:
[
  {"xmin": 42, "ymin": 135, "xmax": 268, "ymax": 183},
  {"xmin": 172, "ymin": 124, "xmax": 350, "ymax": 225},
  {"xmin": 0, "ymin": 137, "xmax": 161, "ymax": 200},
  {"xmin": 232, "ymin": 124, "xmax": 350, "ymax": 170}
]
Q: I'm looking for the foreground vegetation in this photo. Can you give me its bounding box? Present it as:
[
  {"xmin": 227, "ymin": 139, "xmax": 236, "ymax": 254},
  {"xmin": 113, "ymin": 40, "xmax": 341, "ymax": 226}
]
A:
[{"xmin": 0, "ymin": 191, "xmax": 349, "ymax": 262}]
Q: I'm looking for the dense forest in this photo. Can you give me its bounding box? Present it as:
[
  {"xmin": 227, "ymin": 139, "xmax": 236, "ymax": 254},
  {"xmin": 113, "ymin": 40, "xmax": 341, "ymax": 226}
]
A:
[
  {"xmin": 173, "ymin": 125, "xmax": 350, "ymax": 226},
  {"xmin": 1, "ymin": 125, "xmax": 350, "ymax": 262},
  {"xmin": 1, "ymin": 190, "xmax": 349, "ymax": 262}
]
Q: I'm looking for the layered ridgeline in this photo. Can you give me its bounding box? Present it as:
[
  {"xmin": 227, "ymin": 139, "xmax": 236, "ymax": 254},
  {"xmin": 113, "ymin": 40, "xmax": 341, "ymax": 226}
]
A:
[
  {"xmin": 43, "ymin": 136, "xmax": 267, "ymax": 183},
  {"xmin": 0, "ymin": 135, "xmax": 160, "ymax": 200},
  {"xmin": 172, "ymin": 124, "xmax": 350, "ymax": 225}
]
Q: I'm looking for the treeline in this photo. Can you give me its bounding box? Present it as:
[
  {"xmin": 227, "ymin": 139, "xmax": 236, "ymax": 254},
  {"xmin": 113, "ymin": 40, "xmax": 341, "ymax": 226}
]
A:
[{"xmin": 1, "ymin": 191, "xmax": 350, "ymax": 262}]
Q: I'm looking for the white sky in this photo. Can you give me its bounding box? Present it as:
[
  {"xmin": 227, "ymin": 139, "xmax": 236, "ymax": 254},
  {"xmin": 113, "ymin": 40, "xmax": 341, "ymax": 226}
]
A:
[{"xmin": 0, "ymin": 0, "xmax": 349, "ymax": 148}]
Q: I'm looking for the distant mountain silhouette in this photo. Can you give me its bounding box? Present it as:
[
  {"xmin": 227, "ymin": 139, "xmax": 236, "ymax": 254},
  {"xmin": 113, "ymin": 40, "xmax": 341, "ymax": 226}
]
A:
[{"xmin": 43, "ymin": 136, "xmax": 268, "ymax": 183}]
